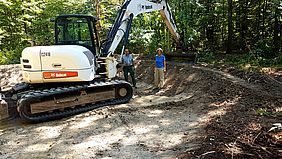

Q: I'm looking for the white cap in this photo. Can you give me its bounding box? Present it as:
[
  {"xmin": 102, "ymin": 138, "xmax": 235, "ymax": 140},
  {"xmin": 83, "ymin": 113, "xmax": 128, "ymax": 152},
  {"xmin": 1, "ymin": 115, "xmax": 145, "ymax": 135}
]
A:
[{"xmin": 156, "ymin": 48, "xmax": 163, "ymax": 52}]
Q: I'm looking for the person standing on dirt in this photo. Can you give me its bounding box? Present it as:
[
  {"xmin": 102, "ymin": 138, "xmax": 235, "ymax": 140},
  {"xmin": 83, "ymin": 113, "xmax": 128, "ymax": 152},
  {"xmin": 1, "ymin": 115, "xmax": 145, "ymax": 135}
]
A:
[
  {"xmin": 122, "ymin": 48, "xmax": 137, "ymax": 88},
  {"xmin": 154, "ymin": 48, "xmax": 166, "ymax": 88}
]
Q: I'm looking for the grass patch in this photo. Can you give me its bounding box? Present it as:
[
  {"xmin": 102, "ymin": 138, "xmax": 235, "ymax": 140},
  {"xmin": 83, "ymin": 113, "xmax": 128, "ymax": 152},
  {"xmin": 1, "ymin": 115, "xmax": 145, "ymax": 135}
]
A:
[
  {"xmin": 256, "ymin": 108, "xmax": 282, "ymax": 117},
  {"xmin": 198, "ymin": 50, "xmax": 282, "ymax": 72}
]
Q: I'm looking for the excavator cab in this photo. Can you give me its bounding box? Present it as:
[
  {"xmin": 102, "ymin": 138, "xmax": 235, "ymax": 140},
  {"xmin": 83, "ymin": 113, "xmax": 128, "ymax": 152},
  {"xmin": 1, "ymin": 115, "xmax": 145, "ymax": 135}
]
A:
[
  {"xmin": 20, "ymin": 14, "xmax": 99, "ymax": 84},
  {"xmin": 54, "ymin": 14, "xmax": 100, "ymax": 55}
]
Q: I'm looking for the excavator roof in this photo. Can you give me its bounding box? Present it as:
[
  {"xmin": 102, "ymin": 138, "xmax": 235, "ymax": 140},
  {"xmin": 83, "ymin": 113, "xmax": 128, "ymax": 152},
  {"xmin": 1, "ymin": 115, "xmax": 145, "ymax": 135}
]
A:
[{"xmin": 56, "ymin": 14, "xmax": 97, "ymax": 21}]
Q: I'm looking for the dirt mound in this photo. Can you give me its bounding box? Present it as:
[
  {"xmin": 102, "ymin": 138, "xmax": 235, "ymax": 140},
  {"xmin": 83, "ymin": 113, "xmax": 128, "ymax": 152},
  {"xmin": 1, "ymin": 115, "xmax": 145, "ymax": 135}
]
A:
[
  {"xmin": 136, "ymin": 59, "xmax": 282, "ymax": 98},
  {"xmin": 0, "ymin": 64, "xmax": 22, "ymax": 91},
  {"xmin": 135, "ymin": 60, "xmax": 282, "ymax": 158}
]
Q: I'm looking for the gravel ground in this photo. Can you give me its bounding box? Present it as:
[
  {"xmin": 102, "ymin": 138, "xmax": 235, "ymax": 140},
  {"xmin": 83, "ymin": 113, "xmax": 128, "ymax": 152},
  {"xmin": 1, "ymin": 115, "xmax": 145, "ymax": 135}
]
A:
[{"xmin": 0, "ymin": 60, "xmax": 281, "ymax": 159}]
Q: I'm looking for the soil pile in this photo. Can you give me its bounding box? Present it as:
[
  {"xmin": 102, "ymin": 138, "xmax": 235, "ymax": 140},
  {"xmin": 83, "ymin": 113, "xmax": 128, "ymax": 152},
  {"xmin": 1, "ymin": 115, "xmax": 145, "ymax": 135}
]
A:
[
  {"xmin": 135, "ymin": 59, "xmax": 282, "ymax": 158},
  {"xmin": 0, "ymin": 64, "xmax": 22, "ymax": 91}
]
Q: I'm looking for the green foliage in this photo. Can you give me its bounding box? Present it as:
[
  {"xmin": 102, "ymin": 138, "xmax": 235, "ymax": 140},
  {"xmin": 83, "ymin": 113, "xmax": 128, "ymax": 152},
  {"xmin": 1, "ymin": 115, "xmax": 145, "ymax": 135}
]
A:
[
  {"xmin": 0, "ymin": 0, "xmax": 281, "ymax": 65},
  {"xmin": 256, "ymin": 108, "xmax": 282, "ymax": 117},
  {"xmin": 198, "ymin": 50, "xmax": 217, "ymax": 64},
  {"xmin": 212, "ymin": 50, "xmax": 282, "ymax": 71},
  {"xmin": 256, "ymin": 108, "xmax": 274, "ymax": 117},
  {"xmin": 257, "ymin": 54, "xmax": 282, "ymax": 67},
  {"xmin": 0, "ymin": 0, "xmax": 96, "ymax": 64},
  {"xmin": 254, "ymin": 39, "xmax": 274, "ymax": 59}
]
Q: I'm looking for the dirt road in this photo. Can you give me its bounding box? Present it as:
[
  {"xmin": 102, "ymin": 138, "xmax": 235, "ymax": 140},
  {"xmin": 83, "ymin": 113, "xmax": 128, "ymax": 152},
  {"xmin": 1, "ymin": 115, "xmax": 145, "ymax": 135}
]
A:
[{"xmin": 0, "ymin": 61, "xmax": 281, "ymax": 158}]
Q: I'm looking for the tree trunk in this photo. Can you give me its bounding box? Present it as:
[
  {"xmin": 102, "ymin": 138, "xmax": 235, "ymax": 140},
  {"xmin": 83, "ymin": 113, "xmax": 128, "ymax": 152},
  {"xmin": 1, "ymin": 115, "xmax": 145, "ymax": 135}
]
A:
[
  {"xmin": 273, "ymin": 7, "xmax": 279, "ymax": 56},
  {"xmin": 241, "ymin": 0, "xmax": 249, "ymax": 50},
  {"xmin": 256, "ymin": 1, "xmax": 261, "ymax": 41},
  {"xmin": 206, "ymin": 0, "xmax": 215, "ymax": 50},
  {"xmin": 21, "ymin": 0, "xmax": 28, "ymax": 39},
  {"xmin": 227, "ymin": 0, "xmax": 233, "ymax": 54},
  {"xmin": 95, "ymin": 0, "xmax": 102, "ymax": 31},
  {"xmin": 262, "ymin": 0, "xmax": 268, "ymax": 38},
  {"xmin": 221, "ymin": 0, "xmax": 225, "ymax": 47}
]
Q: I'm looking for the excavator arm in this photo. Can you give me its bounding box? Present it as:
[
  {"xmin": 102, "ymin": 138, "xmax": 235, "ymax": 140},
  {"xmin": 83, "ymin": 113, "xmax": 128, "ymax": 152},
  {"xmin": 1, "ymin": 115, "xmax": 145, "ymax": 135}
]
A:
[{"xmin": 102, "ymin": 0, "xmax": 180, "ymax": 58}]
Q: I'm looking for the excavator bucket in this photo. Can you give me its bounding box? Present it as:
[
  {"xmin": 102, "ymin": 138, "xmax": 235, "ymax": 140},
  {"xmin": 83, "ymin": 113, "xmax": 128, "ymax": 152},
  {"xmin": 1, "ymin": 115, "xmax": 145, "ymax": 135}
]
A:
[{"xmin": 0, "ymin": 94, "xmax": 9, "ymax": 120}]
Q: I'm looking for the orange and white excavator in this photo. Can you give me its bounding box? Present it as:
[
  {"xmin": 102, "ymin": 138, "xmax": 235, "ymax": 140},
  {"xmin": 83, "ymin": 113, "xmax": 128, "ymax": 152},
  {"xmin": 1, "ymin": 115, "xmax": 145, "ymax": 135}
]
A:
[{"xmin": 0, "ymin": 0, "xmax": 181, "ymax": 122}]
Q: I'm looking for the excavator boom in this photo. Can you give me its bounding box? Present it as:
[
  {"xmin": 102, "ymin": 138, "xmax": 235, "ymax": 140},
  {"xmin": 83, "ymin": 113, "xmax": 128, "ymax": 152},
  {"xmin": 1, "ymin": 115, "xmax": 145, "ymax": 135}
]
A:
[{"xmin": 102, "ymin": 0, "xmax": 180, "ymax": 58}]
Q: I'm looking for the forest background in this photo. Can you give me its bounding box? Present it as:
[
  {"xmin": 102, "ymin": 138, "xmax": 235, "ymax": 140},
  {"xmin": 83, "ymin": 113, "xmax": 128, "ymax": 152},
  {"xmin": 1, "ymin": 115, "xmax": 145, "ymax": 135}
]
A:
[{"xmin": 0, "ymin": 0, "xmax": 281, "ymax": 68}]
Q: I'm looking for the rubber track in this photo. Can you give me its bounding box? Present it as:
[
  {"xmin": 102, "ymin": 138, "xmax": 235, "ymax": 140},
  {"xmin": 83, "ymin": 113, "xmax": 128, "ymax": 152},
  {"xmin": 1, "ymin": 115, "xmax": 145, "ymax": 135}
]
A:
[{"xmin": 17, "ymin": 80, "xmax": 133, "ymax": 123}]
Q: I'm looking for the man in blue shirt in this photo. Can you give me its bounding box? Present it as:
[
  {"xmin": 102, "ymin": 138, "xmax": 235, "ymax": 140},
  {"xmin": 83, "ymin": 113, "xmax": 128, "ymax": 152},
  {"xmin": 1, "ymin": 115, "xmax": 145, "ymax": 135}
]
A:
[
  {"xmin": 155, "ymin": 48, "xmax": 166, "ymax": 88},
  {"xmin": 122, "ymin": 48, "xmax": 137, "ymax": 88}
]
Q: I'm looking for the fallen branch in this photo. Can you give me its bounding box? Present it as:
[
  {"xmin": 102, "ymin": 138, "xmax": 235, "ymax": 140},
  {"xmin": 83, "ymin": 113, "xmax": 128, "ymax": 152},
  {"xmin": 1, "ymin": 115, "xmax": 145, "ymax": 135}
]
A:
[
  {"xmin": 198, "ymin": 151, "xmax": 216, "ymax": 158},
  {"xmin": 265, "ymin": 74, "xmax": 282, "ymax": 86},
  {"xmin": 237, "ymin": 140, "xmax": 273, "ymax": 156},
  {"xmin": 252, "ymin": 132, "xmax": 262, "ymax": 144}
]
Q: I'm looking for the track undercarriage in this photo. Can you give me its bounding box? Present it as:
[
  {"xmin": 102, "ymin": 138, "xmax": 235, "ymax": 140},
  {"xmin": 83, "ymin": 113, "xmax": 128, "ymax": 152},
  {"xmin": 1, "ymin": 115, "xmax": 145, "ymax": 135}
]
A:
[{"xmin": 0, "ymin": 80, "xmax": 133, "ymax": 123}]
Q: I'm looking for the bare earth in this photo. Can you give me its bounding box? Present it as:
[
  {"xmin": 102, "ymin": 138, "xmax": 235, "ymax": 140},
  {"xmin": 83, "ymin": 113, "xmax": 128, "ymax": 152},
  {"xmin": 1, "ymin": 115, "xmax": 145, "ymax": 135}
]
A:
[{"xmin": 0, "ymin": 59, "xmax": 281, "ymax": 159}]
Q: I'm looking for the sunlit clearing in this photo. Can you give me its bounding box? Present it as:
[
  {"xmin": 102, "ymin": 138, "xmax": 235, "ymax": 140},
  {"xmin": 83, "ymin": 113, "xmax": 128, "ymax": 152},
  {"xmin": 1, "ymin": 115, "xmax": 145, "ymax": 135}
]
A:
[
  {"xmin": 60, "ymin": 151, "xmax": 97, "ymax": 159},
  {"xmin": 199, "ymin": 97, "xmax": 239, "ymax": 124},
  {"xmin": 148, "ymin": 109, "xmax": 163, "ymax": 117},
  {"xmin": 69, "ymin": 115, "xmax": 100, "ymax": 129},
  {"xmin": 162, "ymin": 133, "xmax": 185, "ymax": 148},
  {"xmin": 159, "ymin": 119, "xmax": 172, "ymax": 126},
  {"xmin": 206, "ymin": 107, "xmax": 227, "ymax": 118},
  {"xmin": 103, "ymin": 123, "xmax": 112, "ymax": 129},
  {"xmin": 101, "ymin": 157, "xmax": 113, "ymax": 159},
  {"xmin": 115, "ymin": 103, "xmax": 130, "ymax": 109},
  {"xmin": 210, "ymin": 97, "xmax": 240, "ymax": 107},
  {"xmin": 132, "ymin": 124, "xmax": 159, "ymax": 135},
  {"xmin": 35, "ymin": 126, "xmax": 64, "ymax": 139},
  {"xmin": 25, "ymin": 142, "xmax": 54, "ymax": 152},
  {"xmin": 122, "ymin": 135, "xmax": 139, "ymax": 145},
  {"xmin": 145, "ymin": 133, "xmax": 184, "ymax": 149},
  {"xmin": 72, "ymin": 127, "xmax": 126, "ymax": 150},
  {"xmin": 133, "ymin": 93, "xmax": 193, "ymax": 107},
  {"xmin": 187, "ymin": 121, "xmax": 201, "ymax": 127}
]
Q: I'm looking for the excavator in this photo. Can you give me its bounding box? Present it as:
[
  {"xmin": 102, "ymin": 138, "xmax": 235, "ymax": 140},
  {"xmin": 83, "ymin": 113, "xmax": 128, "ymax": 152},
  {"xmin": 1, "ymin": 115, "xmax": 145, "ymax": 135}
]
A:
[{"xmin": 0, "ymin": 0, "xmax": 183, "ymax": 123}]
